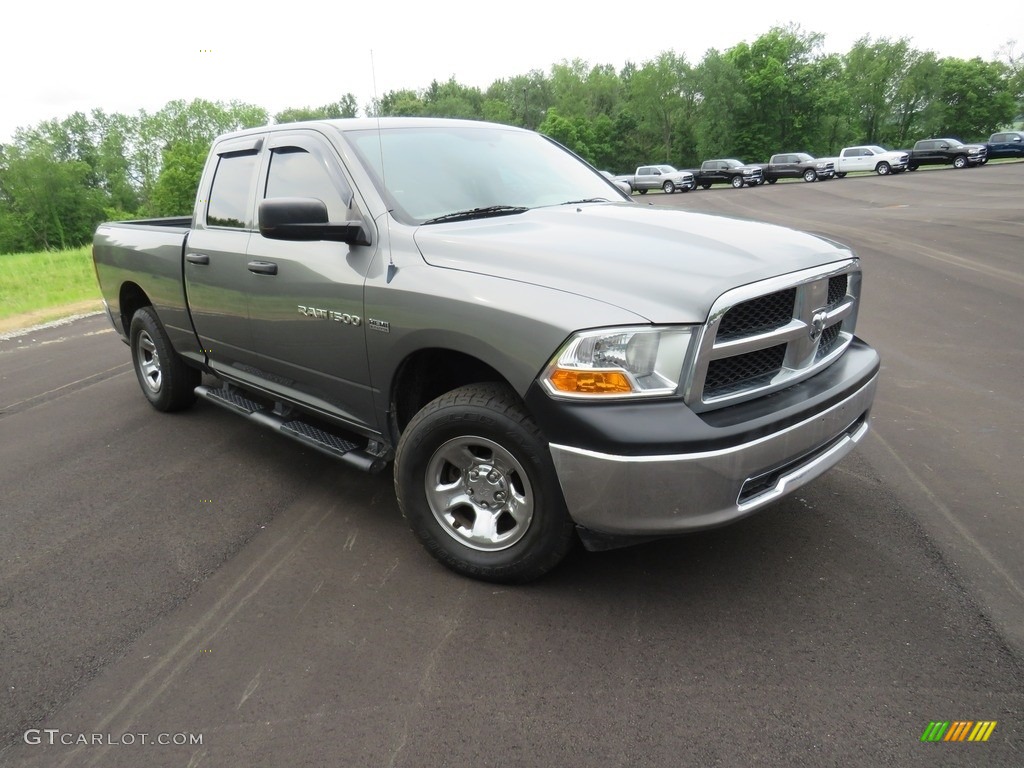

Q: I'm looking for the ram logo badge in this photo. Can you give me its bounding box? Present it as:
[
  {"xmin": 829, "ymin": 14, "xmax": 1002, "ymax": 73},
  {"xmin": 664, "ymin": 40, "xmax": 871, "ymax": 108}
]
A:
[
  {"xmin": 298, "ymin": 306, "xmax": 361, "ymax": 326},
  {"xmin": 809, "ymin": 309, "xmax": 828, "ymax": 341}
]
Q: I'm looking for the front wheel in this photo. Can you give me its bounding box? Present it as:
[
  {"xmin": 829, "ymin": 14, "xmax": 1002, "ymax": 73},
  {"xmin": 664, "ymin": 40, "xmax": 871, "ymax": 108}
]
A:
[
  {"xmin": 953, "ymin": 155, "xmax": 967, "ymax": 169},
  {"xmin": 875, "ymin": 162, "xmax": 891, "ymax": 176},
  {"xmin": 803, "ymin": 169, "xmax": 817, "ymax": 182},
  {"xmin": 662, "ymin": 181, "xmax": 674, "ymax": 194},
  {"xmin": 129, "ymin": 307, "xmax": 199, "ymax": 412},
  {"xmin": 394, "ymin": 383, "xmax": 577, "ymax": 583},
  {"xmin": 730, "ymin": 176, "xmax": 744, "ymax": 188}
]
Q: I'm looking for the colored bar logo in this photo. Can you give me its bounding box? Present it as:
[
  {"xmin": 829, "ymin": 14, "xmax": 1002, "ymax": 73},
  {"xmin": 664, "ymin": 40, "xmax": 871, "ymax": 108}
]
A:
[{"xmin": 921, "ymin": 721, "xmax": 997, "ymax": 742}]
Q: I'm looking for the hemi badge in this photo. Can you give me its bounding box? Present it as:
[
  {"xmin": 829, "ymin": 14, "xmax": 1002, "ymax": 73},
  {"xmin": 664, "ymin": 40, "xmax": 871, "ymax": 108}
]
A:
[{"xmin": 368, "ymin": 318, "xmax": 390, "ymax": 333}]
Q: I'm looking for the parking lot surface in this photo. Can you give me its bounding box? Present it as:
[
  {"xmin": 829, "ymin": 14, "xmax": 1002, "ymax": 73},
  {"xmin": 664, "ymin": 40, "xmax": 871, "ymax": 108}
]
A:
[{"xmin": 1, "ymin": 164, "xmax": 1022, "ymax": 766}]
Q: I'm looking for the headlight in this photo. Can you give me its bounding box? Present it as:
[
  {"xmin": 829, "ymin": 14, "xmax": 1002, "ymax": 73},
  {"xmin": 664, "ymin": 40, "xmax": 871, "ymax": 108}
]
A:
[{"xmin": 541, "ymin": 327, "xmax": 695, "ymax": 399}]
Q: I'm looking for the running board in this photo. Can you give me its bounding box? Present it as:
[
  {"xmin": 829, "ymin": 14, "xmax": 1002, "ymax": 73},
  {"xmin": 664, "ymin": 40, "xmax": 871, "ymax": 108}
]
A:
[{"xmin": 195, "ymin": 385, "xmax": 388, "ymax": 473}]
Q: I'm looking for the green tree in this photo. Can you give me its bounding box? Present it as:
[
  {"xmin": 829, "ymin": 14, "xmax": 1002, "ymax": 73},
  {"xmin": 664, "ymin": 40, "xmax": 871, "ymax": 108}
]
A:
[
  {"xmin": 0, "ymin": 146, "xmax": 106, "ymax": 252},
  {"xmin": 924, "ymin": 57, "xmax": 1016, "ymax": 139},
  {"xmin": 274, "ymin": 95, "xmax": 359, "ymax": 123}
]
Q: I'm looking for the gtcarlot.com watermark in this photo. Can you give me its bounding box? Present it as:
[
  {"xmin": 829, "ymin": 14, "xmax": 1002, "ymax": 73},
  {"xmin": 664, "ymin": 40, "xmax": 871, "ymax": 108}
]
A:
[{"xmin": 24, "ymin": 729, "xmax": 203, "ymax": 747}]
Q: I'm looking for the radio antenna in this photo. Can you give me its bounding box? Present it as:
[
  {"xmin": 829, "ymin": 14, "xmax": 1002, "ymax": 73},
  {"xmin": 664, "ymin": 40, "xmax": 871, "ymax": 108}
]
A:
[{"xmin": 371, "ymin": 49, "xmax": 398, "ymax": 283}]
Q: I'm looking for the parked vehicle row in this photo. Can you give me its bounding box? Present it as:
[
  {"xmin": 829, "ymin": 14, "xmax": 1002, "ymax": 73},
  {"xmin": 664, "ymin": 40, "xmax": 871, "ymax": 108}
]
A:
[{"xmin": 617, "ymin": 128, "xmax": 1020, "ymax": 195}]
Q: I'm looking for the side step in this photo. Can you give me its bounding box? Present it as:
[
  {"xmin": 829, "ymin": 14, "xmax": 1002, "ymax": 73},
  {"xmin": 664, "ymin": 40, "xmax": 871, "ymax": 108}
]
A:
[{"xmin": 195, "ymin": 385, "xmax": 389, "ymax": 473}]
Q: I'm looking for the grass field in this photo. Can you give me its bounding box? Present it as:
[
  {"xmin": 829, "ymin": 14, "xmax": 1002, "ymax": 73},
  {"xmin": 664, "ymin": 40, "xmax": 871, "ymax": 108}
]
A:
[{"xmin": 0, "ymin": 246, "xmax": 101, "ymax": 324}]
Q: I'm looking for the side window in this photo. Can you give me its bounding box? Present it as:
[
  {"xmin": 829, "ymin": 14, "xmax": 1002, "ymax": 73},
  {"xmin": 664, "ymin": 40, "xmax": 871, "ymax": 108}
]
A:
[
  {"xmin": 207, "ymin": 152, "xmax": 259, "ymax": 228},
  {"xmin": 264, "ymin": 147, "xmax": 353, "ymax": 222}
]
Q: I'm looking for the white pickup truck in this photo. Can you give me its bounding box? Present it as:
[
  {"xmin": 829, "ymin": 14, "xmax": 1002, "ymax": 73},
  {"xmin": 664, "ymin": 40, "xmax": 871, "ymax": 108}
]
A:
[{"xmin": 831, "ymin": 145, "xmax": 909, "ymax": 177}]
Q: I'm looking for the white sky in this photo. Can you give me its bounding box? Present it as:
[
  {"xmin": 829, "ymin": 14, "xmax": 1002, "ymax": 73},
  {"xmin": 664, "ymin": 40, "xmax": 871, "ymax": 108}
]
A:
[{"xmin": 2, "ymin": 0, "xmax": 1020, "ymax": 144}]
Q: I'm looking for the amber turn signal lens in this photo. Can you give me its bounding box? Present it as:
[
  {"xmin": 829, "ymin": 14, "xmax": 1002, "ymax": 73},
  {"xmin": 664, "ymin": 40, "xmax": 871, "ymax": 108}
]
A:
[{"xmin": 548, "ymin": 369, "xmax": 633, "ymax": 394}]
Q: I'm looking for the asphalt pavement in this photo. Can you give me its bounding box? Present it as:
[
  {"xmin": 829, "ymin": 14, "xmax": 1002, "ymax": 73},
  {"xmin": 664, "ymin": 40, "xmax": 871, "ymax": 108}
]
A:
[{"xmin": 1, "ymin": 164, "xmax": 1022, "ymax": 766}]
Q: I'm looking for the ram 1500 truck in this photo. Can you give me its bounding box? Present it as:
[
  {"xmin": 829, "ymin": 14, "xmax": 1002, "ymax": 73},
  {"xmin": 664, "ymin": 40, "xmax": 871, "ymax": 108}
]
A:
[
  {"xmin": 905, "ymin": 138, "xmax": 987, "ymax": 170},
  {"xmin": 986, "ymin": 130, "xmax": 1024, "ymax": 159},
  {"xmin": 757, "ymin": 153, "xmax": 836, "ymax": 183},
  {"xmin": 685, "ymin": 159, "xmax": 765, "ymax": 188},
  {"xmin": 93, "ymin": 118, "xmax": 879, "ymax": 583},
  {"xmin": 613, "ymin": 165, "xmax": 696, "ymax": 194},
  {"xmin": 830, "ymin": 145, "xmax": 909, "ymax": 176}
]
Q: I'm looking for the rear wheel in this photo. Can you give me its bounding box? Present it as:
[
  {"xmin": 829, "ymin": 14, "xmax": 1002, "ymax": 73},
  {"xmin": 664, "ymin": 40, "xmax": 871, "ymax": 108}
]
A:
[
  {"xmin": 701, "ymin": 183, "xmax": 712, "ymax": 190},
  {"xmin": 662, "ymin": 180, "xmax": 674, "ymax": 194},
  {"xmin": 767, "ymin": 178, "xmax": 777, "ymax": 184},
  {"xmin": 395, "ymin": 383, "xmax": 576, "ymax": 583},
  {"xmin": 638, "ymin": 188, "xmax": 648, "ymax": 195},
  {"xmin": 836, "ymin": 172, "xmax": 846, "ymax": 178},
  {"xmin": 129, "ymin": 307, "xmax": 199, "ymax": 412},
  {"xmin": 803, "ymin": 169, "xmax": 817, "ymax": 182}
]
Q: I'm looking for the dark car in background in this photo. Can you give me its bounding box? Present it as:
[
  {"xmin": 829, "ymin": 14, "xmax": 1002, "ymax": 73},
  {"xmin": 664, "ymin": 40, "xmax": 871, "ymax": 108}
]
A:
[{"xmin": 986, "ymin": 131, "xmax": 1024, "ymax": 159}]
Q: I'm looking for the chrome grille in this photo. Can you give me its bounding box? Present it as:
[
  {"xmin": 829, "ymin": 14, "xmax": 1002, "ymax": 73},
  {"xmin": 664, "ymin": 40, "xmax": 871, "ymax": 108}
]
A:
[
  {"xmin": 717, "ymin": 288, "xmax": 796, "ymax": 340},
  {"xmin": 685, "ymin": 260, "xmax": 860, "ymax": 412}
]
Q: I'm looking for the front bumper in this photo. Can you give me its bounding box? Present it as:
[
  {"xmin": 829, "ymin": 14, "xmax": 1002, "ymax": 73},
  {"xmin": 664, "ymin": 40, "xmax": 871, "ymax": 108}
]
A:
[{"xmin": 543, "ymin": 348, "xmax": 878, "ymax": 537}]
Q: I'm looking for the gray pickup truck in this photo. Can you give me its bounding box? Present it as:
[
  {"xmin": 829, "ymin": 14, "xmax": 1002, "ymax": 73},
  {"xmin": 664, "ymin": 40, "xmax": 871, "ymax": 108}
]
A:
[
  {"xmin": 93, "ymin": 118, "xmax": 879, "ymax": 583},
  {"xmin": 613, "ymin": 165, "xmax": 696, "ymax": 194}
]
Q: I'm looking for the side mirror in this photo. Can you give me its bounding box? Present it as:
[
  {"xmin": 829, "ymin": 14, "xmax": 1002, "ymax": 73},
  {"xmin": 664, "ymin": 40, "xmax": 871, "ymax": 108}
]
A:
[
  {"xmin": 258, "ymin": 197, "xmax": 370, "ymax": 246},
  {"xmin": 614, "ymin": 180, "xmax": 632, "ymax": 196}
]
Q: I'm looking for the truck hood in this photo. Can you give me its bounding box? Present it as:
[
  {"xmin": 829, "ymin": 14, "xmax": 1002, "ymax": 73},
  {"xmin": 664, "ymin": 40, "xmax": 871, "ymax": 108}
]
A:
[{"xmin": 412, "ymin": 204, "xmax": 852, "ymax": 323}]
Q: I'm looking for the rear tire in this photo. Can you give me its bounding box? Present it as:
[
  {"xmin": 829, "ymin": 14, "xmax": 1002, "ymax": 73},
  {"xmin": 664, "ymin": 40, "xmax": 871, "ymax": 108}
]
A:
[
  {"xmin": 701, "ymin": 183, "xmax": 712, "ymax": 190},
  {"xmin": 129, "ymin": 307, "xmax": 199, "ymax": 412},
  {"xmin": 836, "ymin": 172, "xmax": 846, "ymax": 178},
  {"xmin": 638, "ymin": 188, "xmax": 648, "ymax": 195},
  {"xmin": 395, "ymin": 383, "xmax": 577, "ymax": 583}
]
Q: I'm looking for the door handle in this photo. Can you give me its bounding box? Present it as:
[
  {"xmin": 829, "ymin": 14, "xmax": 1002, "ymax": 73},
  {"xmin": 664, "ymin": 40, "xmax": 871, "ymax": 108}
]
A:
[
  {"xmin": 185, "ymin": 252, "xmax": 210, "ymax": 265},
  {"xmin": 247, "ymin": 260, "xmax": 278, "ymax": 275}
]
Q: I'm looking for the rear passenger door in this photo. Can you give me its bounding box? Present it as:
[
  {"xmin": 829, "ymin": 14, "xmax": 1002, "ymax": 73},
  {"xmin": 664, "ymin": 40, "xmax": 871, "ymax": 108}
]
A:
[{"xmin": 185, "ymin": 134, "xmax": 265, "ymax": 375}]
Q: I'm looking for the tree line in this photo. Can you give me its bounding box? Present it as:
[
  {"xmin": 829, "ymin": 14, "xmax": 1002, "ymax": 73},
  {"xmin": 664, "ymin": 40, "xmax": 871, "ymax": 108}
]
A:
[{"xmin": 1, "ymin": 26, "xmax": 1020, "ymax": 255}]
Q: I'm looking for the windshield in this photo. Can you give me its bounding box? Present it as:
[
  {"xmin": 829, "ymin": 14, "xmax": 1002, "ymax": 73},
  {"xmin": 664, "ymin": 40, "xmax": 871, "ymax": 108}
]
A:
[
  {"xmin": 656, "ymin": 165, "xmax": 678, "ymax": 173},
  {"xmin": 345, "ymin": 125, "xmax": 627, "ymax": 225},
  {"xmin": 866, "ymin": 146, "xmax": 888, "ymax": 154},
  {"xmin": 723, "ymin": 159, "xmax": 745, "ymax": 168},
  {"xmin": 795, "ymin": 153, "xmax": 813, "ymax": 162}
]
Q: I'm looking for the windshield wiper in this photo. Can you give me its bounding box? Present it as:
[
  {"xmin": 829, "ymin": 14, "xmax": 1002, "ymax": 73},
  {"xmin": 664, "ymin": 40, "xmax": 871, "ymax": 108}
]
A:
[
  {"xmin": 558, "ymin": 198, "xmax": 612, "ymax": 205},
  {"xmin": 422, "ymin": 205, "xmax": 529, "ymax": 225}
]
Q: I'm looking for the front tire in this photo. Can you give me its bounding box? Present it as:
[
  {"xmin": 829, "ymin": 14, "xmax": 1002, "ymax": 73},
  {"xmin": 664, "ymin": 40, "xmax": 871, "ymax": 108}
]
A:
[
  {"xmin": 953, "ymin": 154, "xmax": 967, "ymax": 169},
  {"xmin": 395, "ymin": 383, "xmax": 576, "ymax": 583},
  {"xmin": 875, "ymin": 162, "xmax": 891, "ymax": 176},
  {"xmin": 662, "ymin": 181, "xmax": 674, "ymax": 194},
  {"xmin": 129, "ymin": 307, "xmax": 200, "ymax": 412},
  {"xmin": 803, "ymin": 169, "xmax": 817, "ymax": 182},
  {"xmin": 730, "ymin": 176, "xmax": 744, "ymax": 188}
]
